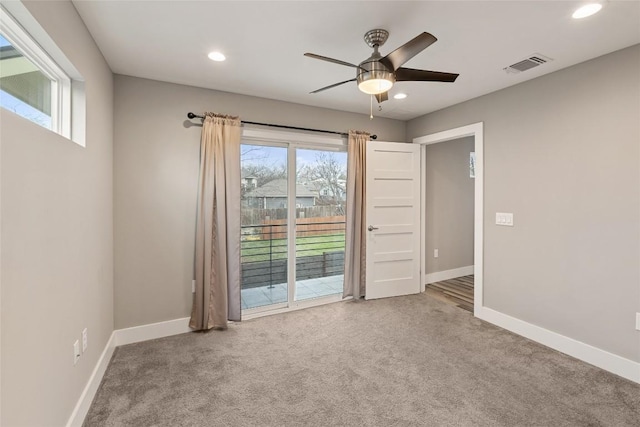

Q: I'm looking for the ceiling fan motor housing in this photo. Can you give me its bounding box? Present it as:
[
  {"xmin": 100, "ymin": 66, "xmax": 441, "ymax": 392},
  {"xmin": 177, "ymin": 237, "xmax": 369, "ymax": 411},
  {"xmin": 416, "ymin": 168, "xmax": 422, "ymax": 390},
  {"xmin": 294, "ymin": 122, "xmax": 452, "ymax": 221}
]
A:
[
  {"xmin": 356, "ymin": 41, "xmax": 396, "ymax": 95},
  {"xmin": 356, "ymin": 58, "xmax": 395, "ymax": 88}
]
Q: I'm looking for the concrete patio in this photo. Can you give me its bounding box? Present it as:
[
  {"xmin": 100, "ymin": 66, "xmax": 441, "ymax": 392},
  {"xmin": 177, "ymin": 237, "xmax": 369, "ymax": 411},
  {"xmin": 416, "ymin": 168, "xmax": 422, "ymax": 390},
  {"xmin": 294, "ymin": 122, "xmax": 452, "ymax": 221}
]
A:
[{"xmin": 241, "ymin": 275, "xmax": 344, "ymax": 310}]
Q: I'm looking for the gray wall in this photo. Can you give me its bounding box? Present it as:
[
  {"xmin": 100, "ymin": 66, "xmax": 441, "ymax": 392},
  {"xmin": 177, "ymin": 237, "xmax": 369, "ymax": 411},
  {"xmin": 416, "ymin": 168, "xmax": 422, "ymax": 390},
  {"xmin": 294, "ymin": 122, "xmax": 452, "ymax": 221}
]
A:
[
  {"xmin": 425, "ymin": 137, "xmax": 474, "ymax": 274},
  {"xmin": 113, "ymin": 75, "xmax": 405, "ymax": 329},
  {"xmin": 0, "ymin": 1, "xmax": 114, "ymax": 426},
  {"xmin": 408, "ymin": 45, "xmax": 640, "ymax": 362}
]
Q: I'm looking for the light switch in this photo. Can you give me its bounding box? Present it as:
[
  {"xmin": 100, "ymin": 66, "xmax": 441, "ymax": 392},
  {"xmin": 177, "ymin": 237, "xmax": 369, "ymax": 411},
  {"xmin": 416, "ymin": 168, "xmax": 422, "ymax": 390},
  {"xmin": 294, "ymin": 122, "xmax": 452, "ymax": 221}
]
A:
[{"xmin": 496, "ymin": 212, "xmax": 514, "ymax": 226}]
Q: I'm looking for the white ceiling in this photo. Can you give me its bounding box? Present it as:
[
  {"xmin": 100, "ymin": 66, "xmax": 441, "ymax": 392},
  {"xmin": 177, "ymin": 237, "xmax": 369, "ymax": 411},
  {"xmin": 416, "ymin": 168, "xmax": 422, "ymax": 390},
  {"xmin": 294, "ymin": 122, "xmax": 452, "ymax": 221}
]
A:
[{"xmin": 72, "ymin": 1, "xmax": 640, "ymax": 121}]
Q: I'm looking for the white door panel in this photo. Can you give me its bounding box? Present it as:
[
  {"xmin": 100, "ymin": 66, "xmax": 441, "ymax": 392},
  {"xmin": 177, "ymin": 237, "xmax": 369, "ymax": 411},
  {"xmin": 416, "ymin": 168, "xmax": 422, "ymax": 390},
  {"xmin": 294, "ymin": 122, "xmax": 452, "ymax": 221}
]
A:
[{"xmin": 365, "ymin": 141, "xmax": 421, "ymax": 300}]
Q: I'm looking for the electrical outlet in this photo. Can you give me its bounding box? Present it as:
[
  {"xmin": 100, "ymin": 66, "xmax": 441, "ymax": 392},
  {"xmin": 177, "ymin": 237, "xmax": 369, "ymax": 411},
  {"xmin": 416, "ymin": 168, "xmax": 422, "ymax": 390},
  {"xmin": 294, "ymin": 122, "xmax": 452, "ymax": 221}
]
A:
[
  {"xmin": 73, "ymin": 340, "xmax": 81, "ymax": 365},
  {"xmin": 434, "ymin": 249, "xmax": 439, "ymax": 258},
  {"xmin": 82, "ymin": 328, "xmax": 88, "ymax": 352},
  {"xmin": 636, "ymin": 313, "xmax": 640, "ymax": 331},
  {"xmin": 192, "ymin": 279, "xmax": 196, "ymax": 293}
]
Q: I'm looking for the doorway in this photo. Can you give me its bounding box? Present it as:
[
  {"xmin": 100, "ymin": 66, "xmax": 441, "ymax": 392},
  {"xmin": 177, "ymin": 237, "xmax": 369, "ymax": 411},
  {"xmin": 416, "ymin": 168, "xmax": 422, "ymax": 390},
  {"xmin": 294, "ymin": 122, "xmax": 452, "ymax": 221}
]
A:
[
  {"xmin": 413, "ymin": 123, "xmax": 484, "ymax": 316},
  {"xmin": 423, "ymin": 136, "xmax": 475, "ymax": 310}
]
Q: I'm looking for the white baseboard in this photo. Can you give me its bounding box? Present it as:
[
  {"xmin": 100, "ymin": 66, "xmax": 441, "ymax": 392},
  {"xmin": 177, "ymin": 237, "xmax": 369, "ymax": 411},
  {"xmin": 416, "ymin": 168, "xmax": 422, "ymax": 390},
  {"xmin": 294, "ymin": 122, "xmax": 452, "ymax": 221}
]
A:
[
  {"xmin": 66, "ymin": 317, "xmax": 192, "ymax": 426},
  {"xmin": 477, "ymin": 306, "xmax": 640, "ymax": 384},
  {"xmin": 114, "ymin": 317, "xmax": 192, "ymax": 346},
  {"xmin": 66, "ymin": 332, "xmax": 116, "ymax": 427},
  {"xmin": 67, "ymin": 305, "xmax": 639, "ymax": 427},
  {"xmin": 424, "ymin": 265, "xmax": 474, "ymax": 285}
]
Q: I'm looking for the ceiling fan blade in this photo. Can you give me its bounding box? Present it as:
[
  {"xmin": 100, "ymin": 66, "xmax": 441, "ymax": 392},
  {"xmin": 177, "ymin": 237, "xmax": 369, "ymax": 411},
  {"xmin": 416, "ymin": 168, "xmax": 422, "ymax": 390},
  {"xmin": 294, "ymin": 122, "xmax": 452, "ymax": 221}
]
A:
[
  {"xmin": 395, "ymin": 67, "xmax": 459, "ymax": 83},
  {"xmin": 375, "ymin": 91, "xmax": 388, "ymax": 103},
  {"xmin": 304, "ymin": 53, "xmax": 363, "ymax": 70},
  {"xmin": 379, "ymin": 32, "xmax": 437, "ymax": 71},
  {"xmin": 310, "ymin": 78, "xmax": 357, "ymax": 94}
]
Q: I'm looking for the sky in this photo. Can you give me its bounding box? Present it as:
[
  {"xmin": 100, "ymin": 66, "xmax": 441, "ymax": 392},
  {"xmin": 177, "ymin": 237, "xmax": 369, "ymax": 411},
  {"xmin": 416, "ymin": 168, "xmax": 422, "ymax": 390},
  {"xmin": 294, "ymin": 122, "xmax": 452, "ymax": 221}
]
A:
[
  {"xmin": 0, "ymin": 34, "xmax": 52, "ymax": 128},
  {"xmin": 242, "ymin": 144, "xmax": 346, "ymax": 171}
]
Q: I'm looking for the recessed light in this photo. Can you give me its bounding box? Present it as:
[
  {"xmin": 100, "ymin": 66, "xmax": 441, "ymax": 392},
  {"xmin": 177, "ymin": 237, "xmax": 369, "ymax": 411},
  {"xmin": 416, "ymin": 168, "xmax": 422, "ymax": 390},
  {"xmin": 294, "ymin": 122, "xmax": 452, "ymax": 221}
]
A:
[
  {"xmin": 393, "ymin": 93, "xmax": 407, "ymax": 100},
  {"xmin": 208, "ymin": 51, "xmax": 226, "ymax": 62},
  {"xmin": 572, "ymin": 3, "xmax": 602, "ymax": 19}
]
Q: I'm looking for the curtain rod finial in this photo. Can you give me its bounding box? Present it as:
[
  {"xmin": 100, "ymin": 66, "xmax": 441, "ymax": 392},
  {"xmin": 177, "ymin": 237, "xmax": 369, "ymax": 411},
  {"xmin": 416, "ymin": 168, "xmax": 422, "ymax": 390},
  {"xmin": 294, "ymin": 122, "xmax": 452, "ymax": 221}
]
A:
[{"xmin": 187, "ymin": 112, "xmax": 198, "ymax": 119}]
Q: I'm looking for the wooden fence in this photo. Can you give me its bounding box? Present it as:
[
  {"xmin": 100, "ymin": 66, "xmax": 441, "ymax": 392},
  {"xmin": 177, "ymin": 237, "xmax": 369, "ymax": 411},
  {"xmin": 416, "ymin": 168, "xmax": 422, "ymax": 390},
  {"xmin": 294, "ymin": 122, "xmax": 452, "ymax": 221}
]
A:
[
  {"xmin": 258, "ymin": 216, "xmax": 345, "ymax": 240},
  {"xmin": 242, "ymin": 205, "xmax": 344, "ymax": 226}
]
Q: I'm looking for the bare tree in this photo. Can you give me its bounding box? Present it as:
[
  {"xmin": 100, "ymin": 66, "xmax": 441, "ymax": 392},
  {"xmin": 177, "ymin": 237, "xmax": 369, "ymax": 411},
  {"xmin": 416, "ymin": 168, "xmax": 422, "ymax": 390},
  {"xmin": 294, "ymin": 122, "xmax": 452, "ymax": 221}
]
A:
[
  {"xmin": 241, "ymin": 145, "xmax": 287, "ymax": 199},
  {"xmin": 298, "ymin": 152, "xmax": 346, "ymax": 214},
  {"xmin": 241, "ymin": 146, "xmax": 269, "ymax": 163}
]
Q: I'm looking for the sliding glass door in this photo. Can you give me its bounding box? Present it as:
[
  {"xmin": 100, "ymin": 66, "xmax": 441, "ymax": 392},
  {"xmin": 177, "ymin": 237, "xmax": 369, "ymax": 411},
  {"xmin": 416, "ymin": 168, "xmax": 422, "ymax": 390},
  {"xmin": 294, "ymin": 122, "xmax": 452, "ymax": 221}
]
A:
[
  {"xmin": 294, "ymin": 149, "xmax": 347, "ymax": 301},
  {"xmin": 240, "ymin": 140, "xmax": 347, "ymax": 312},
  {"xmin": 240, "ymin": 143, "xmax": 289, "ymax": 310}
]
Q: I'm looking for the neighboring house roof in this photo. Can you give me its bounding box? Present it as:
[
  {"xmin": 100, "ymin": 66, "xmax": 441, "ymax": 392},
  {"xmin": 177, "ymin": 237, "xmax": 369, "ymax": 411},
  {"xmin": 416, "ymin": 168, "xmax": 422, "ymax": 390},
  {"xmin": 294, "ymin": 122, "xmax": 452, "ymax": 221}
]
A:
[
  {"xmin": 244, "ymin": 179, "xmax": 315, "ymax": 198},
  {"xmin": 303, "ymin": 181, "xmax": 323, "ymax": 193},
  {"xmin": 303, "ymin": 179, "xmax": 346, "ymax": 193}
]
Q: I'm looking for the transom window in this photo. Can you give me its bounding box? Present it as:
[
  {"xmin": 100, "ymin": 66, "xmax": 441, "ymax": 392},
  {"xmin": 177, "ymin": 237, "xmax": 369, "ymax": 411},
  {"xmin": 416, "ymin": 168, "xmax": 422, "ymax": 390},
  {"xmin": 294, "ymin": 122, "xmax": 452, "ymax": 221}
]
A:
[
  {"xmin": 0, "ymin": 5, "xmax": 72, "ymax": 139},
  {"xmin": 0, "ymin": 34, "xmax": 53, "ymax": 128}
]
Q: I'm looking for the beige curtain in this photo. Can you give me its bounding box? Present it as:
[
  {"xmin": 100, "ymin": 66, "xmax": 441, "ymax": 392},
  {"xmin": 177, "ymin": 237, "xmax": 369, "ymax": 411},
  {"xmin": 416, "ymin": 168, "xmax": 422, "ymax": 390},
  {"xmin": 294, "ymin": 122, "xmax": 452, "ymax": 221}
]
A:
[
  {"xmin": 189, "ymin": 113, "xmax": 242, "ymax": 330},
  {"xmin": 343, "ymin": 130, "xmax": 369, "ymax": 299}
]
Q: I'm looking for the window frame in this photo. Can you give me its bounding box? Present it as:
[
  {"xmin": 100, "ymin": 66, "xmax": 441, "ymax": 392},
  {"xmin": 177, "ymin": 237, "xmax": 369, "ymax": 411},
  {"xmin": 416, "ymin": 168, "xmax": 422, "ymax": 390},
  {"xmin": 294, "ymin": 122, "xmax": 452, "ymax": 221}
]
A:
[
  {"xmin": 241, "ymin": 128, "xmax": 350, "ymax": 318},
  {"xmin": 0, "ymin": 4, "xmax": 71, "ymax": 138}
]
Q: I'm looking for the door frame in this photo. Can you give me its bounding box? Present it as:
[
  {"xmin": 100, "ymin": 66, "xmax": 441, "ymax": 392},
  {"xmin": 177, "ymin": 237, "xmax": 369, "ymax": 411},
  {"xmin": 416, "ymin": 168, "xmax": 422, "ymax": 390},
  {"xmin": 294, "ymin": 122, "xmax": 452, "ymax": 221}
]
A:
[
  {"xmin": 241, "ymin": 128, "xmax": 350, "ymax": 319},
  {"xmin": 413, "ymin": 122, "xmax": 484, "ymax": 316}
]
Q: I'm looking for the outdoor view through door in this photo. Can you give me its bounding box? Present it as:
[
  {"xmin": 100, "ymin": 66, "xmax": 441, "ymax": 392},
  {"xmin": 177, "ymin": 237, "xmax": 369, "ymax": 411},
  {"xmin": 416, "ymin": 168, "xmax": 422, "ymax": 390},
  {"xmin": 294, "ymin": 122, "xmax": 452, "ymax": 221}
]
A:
[{"xmin": 241, "ymin": 143, "xmax": 347, "ymax": 311}]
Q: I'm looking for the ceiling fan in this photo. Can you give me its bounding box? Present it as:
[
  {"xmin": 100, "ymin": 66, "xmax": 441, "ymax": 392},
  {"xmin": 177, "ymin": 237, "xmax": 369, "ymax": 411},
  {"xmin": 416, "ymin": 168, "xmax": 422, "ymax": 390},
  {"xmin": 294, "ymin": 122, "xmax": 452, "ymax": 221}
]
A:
[{"xmin": 305, "ymin": 29, "xmax": 459, "ymax": 103}]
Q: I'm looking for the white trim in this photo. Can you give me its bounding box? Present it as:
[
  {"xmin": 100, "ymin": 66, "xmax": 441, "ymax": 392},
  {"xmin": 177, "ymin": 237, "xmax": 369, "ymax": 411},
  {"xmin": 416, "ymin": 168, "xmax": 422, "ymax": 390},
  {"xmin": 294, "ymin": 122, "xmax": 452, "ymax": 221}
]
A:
[
  {"xmin": 424, "ymin": 265, "xmax": 475, "ymax": 285},
  {"xmin": 243, "ymin": 294, "xmax": 348, "ymax": 320},
  {"xmin": 242, "ymin": 301, "xmax": 289, "ymax": 316},
  {"xmin": 0, "ymin": 3, "xmax": 72, "ymax": 139},
  {"xmin": 0, "ymin": 2, "xmax": 81, "ymax": 80},
  {"xmin": 477, "ymin": 307, "xmax": 640, "ymax": 384},
  {"xmin": 240, "ymin": 132, "xmax": 347, "ymax": 316},
  {"xmin": 114, "ymin": 317, "xmax": 192, "ymax": 347},
  {"xmin": 420, "ymin": 144, "xmax": 427, "ymax": 293},
  {"xmin": 413, "ymin": 122, "xmax": 484, "ymax": 315},
  {"xmin": 242, "ymin": 128, "xmax": 346, "ymax": 148},
  {"xmin": 65, "ymin": 332, "xmax": 116, "ymax": 427},
  {"xmin": 413, "ymin": 122, "xmax": 482, "ymax": 146},
  {"xmin": 67, "ymin": 318, "xmax": 192, "ymax": 426},
  {"xmin": 286, "ymin": 145, "xmax": 297, "ymax": 303}
]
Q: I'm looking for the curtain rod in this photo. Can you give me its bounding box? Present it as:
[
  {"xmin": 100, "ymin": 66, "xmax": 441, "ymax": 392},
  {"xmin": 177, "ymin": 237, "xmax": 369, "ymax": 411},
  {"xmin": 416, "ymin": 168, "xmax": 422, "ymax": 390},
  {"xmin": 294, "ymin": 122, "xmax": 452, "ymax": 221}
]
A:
[{"xmin": 187, "ymin": 112, "xmax": 377, "ymax": 140}]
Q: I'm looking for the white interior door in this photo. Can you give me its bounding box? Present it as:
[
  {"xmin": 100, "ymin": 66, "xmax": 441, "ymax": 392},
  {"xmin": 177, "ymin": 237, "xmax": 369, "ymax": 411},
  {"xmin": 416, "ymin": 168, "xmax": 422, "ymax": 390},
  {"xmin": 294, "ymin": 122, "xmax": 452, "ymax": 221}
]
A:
[{"xmin": 365, "ymin": 141, "xmax": 421, "ymax": 299}]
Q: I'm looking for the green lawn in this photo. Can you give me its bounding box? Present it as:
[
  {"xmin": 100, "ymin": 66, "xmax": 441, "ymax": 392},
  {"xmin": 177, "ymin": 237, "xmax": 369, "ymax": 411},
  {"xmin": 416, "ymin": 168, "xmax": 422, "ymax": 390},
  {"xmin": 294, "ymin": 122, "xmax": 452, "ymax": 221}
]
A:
[{"xmin": 242, "ymin": 233, "xmax": 345, "ymax": 262}]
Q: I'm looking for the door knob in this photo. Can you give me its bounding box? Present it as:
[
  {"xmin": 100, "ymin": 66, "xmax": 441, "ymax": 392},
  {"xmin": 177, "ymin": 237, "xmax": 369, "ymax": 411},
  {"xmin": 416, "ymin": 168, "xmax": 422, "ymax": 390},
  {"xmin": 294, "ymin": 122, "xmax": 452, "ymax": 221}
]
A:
[{"xmin": 368, "ymin": 225, "xmax": 379, "ymax": 231}]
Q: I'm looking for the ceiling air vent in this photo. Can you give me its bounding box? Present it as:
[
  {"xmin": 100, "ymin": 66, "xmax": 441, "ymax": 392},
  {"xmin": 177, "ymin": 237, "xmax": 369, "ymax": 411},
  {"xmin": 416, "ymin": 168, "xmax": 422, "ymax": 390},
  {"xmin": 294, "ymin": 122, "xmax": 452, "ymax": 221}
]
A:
[{"xmin": 504, "ymin": 54, "xmax": 553, "ymax": 74}]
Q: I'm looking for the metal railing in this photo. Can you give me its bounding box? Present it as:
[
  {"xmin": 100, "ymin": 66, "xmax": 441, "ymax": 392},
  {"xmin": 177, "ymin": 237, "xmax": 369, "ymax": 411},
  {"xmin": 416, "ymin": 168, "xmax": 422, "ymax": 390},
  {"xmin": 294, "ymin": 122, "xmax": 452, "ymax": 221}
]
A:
[{"xmin": 241, "ymin": 221, "xmax": 345, "ymax": 289}]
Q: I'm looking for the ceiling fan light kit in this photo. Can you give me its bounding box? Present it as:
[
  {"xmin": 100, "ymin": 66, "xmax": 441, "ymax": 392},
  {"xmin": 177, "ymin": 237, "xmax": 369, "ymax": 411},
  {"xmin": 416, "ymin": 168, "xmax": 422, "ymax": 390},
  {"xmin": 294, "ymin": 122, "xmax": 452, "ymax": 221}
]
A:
[
  {"xmin": 305, "ymin": 28, "xmax": 459, "ymax": 105},
  {"xmin": 357, "ymin": 71, "xmax": 395, "ymax": 95}
]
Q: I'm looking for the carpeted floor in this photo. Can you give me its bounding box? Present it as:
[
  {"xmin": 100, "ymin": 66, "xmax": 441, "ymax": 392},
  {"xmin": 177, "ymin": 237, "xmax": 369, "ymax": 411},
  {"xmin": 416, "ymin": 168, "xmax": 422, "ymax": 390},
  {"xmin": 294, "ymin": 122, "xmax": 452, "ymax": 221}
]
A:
[{"xmin": 84, "ymin": 293, "xmax": 640, "ymax": 426}]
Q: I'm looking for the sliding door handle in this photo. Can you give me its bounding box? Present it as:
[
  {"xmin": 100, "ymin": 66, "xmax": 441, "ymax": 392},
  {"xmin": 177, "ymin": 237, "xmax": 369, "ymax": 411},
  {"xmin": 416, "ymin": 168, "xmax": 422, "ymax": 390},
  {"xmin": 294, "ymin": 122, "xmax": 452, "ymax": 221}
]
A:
[{"xmin": 368, "ymin": 225, "xmax": 379, "ymax": 231}]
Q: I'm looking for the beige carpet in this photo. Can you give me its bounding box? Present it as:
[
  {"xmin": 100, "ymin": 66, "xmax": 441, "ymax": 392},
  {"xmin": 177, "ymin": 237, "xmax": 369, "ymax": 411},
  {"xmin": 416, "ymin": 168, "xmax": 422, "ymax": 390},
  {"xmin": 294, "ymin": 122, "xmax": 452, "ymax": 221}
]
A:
[{"xmin": 84, "ymin": 293, "xmax": 640, "ymax": 426}]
